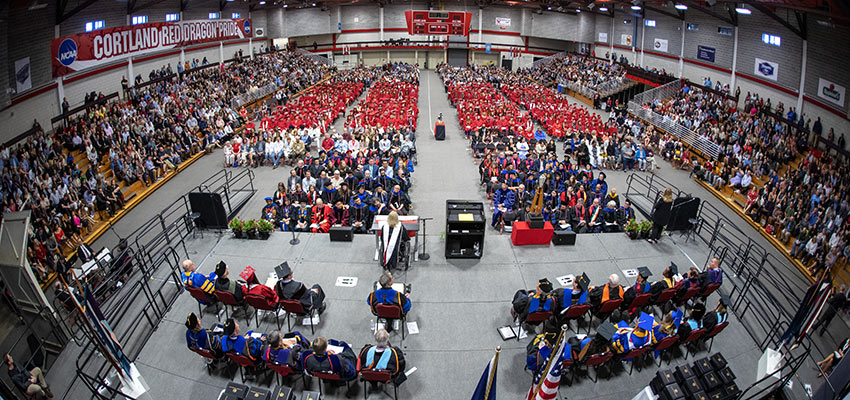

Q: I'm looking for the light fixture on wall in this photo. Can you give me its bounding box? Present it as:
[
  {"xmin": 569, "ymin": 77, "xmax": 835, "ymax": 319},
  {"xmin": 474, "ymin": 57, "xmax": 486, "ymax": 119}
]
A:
[
  {"xmin": 734, "ymin": 4, "xmax": 751, "ymax": 14},
  {"xmin": 631, "ymin": 5, "xmax": 642, "ymax": 10},
  {"xmin": 599, "ymin": 6, "xmax": 608, "ymax": 11},
  {"xmin": 259, "ymin": 1, "xmax": 266, "ymax": 4},
  {"xmin": 674, "ymin": 3, "xmax": 687, "ymax": 10},
  {"xmin": 575, "ymin": 8, "xmax": 581, "ymax": 12}
]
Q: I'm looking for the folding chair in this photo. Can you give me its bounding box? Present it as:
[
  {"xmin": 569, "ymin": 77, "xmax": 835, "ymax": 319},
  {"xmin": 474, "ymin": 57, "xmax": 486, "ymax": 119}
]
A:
[
  {"xmin": 186, "ymin": 286, "xmax": 219, "ymax": 317},
  {"xmin": 619, "ymin": 346, "xmax": 651, "ymax": 375},
  {"xmin": 654, "ymin": 288, "xmax": 677, "ymax": 308},
  {"xmin": 583, "ymin": 352, "xmax": 613, "ymax": 383},
  {"xmin": 653, "ymin": 336, "xmax": 679, "ymax": 366},
  {"xmin": 226, "ymin": 353, "xmax": 263, "ymax": 383},
  {"xmin": 189, "ymin": 347, "xmax": 227, "ymax": 375},
  {"xmin": 676, "ymin": 287, "xmax": 701, "ymax": 307},
  {"xmin": 309, "ymin": 370, "xmax": 352, "ymax": 397},
  {"xmin": 360, "ymin": 370, "xmax": 397, "ymax": 400},
  {"xmin": 704, "ymin": 322, "xmax": 728, "ymax": 352},
  {"xmin": 267, "ymin": 362, "xmax": 307, "ymax": 388},
  {"xmin": 681, "ymin": 328, "xmax": 706, "ymax": 359},
  {"xmin": 592, "ymin": 299, "xmax": 623, "ymax": 330},
  {"xmin": 561, "ymin": 358, "xmax": 574, "ymax": 387},
  {"xmin": 517, "ymin": 310, "xmax": 553, "ymax": 340},
  {"xmin": 700, "ymin": 283, "xmax": 721, "ymax": 299},
  {"xmin": 215, "ymin": 290, "xmax": 251, "ymax": 327},
  {"xmin": 280, "ymin": 299, "xmax": 317, "ymax": 334},
  {"xmin": 375, "ymin": 304, "xmax": 407, "ymax": 343},
  {"xmin": 625, "ymin": 293, "xmax": 652, "ymax": 315},
  {"xmin": 245, "ymin": 294, "xmax": 280, "ymax": 330},
  {"xmin": 561, "ymin": 304, "xmax": 590, "ymax": 332}
]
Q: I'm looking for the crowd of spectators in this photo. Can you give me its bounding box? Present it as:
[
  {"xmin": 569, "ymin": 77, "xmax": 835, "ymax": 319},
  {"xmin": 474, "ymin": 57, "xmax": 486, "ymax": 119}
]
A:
[
  {"xmin": 1, "ymin": 50, "xmax": 326, "ymax": 285},
  {"xmin": 527, "ymin": 54, "xmax": 628, "ymax": 100},
  {"xmin": 254, "ymin": 63, "xmax": 419, "ymax": 234}
]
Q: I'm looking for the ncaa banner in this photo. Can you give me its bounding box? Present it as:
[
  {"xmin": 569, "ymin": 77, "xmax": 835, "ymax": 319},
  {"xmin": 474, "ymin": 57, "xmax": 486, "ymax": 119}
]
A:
[
  {"xmin": 817, "ymin": 78, "xmax": 846, "ymax": 108},
  {"xmin": 51, "ymin": 19, "xmax": 252, "ymax": 77},
  {"xmin": 753, "ymin": 58, "xmax": 779, "ymax": 81},
  {"xmin": 653, "ymin": 38, "xmax": 668, "ymax": 53}
]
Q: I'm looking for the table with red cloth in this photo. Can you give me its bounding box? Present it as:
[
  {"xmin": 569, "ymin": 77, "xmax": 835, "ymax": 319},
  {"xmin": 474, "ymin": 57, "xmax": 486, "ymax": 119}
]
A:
[{"xmin": 510, "ymin": 221, "xmax": 554, "ymax": 246}]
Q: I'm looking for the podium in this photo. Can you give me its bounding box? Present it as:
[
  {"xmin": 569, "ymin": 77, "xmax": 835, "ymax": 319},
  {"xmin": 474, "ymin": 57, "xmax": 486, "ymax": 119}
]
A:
[{"xmin": 445, "ymin": 200, "xmax": 485, "ymax": 259}]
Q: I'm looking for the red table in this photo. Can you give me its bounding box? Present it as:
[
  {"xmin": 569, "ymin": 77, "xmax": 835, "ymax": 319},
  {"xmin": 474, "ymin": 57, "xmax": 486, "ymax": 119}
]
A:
[{"xmin": 511, "ymin": 221, "xmax": 554, "ymax": 246}]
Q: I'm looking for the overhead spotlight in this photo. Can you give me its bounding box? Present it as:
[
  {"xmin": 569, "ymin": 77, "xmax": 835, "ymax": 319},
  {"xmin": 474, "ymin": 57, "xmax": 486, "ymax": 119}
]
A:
[
  {"xmin": 259, "ymin": 1, "xmax": 265, "ymax": 4},
  {"xmin": 599, "ymin": 6, "xmax": 608, "ymax": 11},
  {"xmin": 547, "ymin": 5, "xmax": 552, "ymax": 10},
  {"xmin": 734, "ymin": 3, "xmax": 751, "ymax": 14},
  {"xmin": 575, "ymin": 8, "xmax": 581, "ymax": 12},
  {"xmin": 674, "ymin": 3, "xmax": 687, "ymax": 9}
]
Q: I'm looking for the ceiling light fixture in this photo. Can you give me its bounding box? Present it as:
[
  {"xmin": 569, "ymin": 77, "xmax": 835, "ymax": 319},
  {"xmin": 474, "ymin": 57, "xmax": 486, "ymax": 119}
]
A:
[
  {"xmin": 674, "ymin": 3, "xmax": 687, "ymax": 10},
  {"xmin": 599, "ymin": 6, "xmax": 608, "ymax": 11},
  {"xmin": 734, "ymin": 4, "xmax": 751, "ymax": 14},
  {"xmin": 631, "ymin": 5, "xmax": 642, "ymax": 10}
]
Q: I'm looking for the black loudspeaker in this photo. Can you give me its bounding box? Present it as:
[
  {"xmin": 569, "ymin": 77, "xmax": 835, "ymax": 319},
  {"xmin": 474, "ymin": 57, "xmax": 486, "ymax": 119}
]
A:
[
  {"xmin": 528, "ymin": 213, "xmax": 545, "ymax": 229},
  {"xmin": 188, "ymin": 192, "xmax": 229, "ymax": 229},
  {"xmin": 329, "ymin": 226, "xmax": 353, "ymax": 242},
  {"xmin": 552, "ymin": 230, "xmax": 576, "ymax": 246},
  {"xmin": 668, "ymin": 196, "xmax": 700, "ymax": 231}
]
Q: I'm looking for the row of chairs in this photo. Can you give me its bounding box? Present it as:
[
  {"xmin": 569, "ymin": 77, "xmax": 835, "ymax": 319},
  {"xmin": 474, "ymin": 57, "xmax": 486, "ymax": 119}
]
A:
[
  {"xmin": 522, "ymin": 282, "xmax": 722, "ymax": 336},
  {"xmin": 564, "ymin": 320, "xmax": 729, "ymax": 385},
  {"xmin": 190, "ymin": 346, "xmax": 399, "ymax": 399},
  {"xmin": 185, "ymin": 286, "xmax": 318, "ymax": 334}
]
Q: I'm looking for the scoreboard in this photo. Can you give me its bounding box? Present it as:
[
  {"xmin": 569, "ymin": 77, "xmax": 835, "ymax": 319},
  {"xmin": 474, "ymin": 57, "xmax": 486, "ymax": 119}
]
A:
[{"xmin": 404, "ymin": 10, "xmax": 472, "ymax": 36}]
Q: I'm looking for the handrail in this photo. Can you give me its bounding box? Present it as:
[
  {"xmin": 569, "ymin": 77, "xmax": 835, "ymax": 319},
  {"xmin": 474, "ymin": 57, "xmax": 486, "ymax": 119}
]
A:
[{"xmin": 50, "ymin": 92, "xmax": 120, "ymax": 124}]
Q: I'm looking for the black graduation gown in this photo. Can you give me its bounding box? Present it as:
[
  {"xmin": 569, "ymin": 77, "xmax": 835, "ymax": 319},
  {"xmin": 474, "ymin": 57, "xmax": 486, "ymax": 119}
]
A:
[{"xmin": 379, "ymin": 224, "xmax": 409, "ymax": 271}]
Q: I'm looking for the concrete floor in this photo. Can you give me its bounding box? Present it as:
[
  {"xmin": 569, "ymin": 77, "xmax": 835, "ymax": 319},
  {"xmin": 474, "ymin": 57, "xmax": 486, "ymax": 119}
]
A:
[{"xmin": 39, "ymin": 70, "xmax": 849, "ymax": 400}]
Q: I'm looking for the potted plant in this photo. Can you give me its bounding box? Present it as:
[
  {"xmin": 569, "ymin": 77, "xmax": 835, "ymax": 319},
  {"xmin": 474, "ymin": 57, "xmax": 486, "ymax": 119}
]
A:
[
  {"xmin": 229, "ymin": 217, "xmax": 244, "ymax": 238},
  {"xmin": 639, "ymin": 221, "xmax": 653, "ymax": 239},
  {"xmin": 244, "ymin": 219, "xmax": 259, "ymax": 239},
  {"xmin": 257, "ymin": 219, "xmax": 273, "ymax": 240},
  {"xmin": 625, "ymin": 219, "xmax": 639, "ymax": 239}
]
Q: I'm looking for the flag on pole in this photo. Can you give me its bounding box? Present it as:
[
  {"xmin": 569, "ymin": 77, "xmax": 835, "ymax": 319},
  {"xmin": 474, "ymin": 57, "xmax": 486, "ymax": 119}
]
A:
[
  {"xmin": 781, "ymin": 270, "xmax": 832, "ymax": 346},
  {"xmin": 527, "ymin": 334, "xmax": 567, "ymax": 400},
  {"xmin": 471, "ymin": 349, "xmax": 499, "ymax": 400}
]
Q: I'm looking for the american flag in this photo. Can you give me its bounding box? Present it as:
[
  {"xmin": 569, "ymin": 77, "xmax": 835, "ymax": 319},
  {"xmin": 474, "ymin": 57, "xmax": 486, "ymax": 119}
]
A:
[{"xmin": 526, "ymin": 335, "xmax": 566, "ymax": 400}]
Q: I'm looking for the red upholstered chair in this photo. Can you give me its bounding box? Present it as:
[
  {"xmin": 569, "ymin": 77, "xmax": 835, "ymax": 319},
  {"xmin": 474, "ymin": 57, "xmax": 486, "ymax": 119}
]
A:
[
  {"xmin": 189, "ymin": 347, "xmax": 226, "ymax": 375},
  {"xmin": 186, "ymin": 286, "xmax": 219, "ymax": 317},
  {"xmin": 654, "ymin": 288, "xmax": 677, "ymax": 306},
  {"xmin": 653, "ymin": 336, "xmax": 679, "ymax": 366},
  {"xmin": 226, "ymin": 352, "xmax": 262, "ymax": 383},
  {"xmin": 700, "ymin": 283, "xmax": 721, "ymax": 298},
  {"xmin": 583, "ymin": 352, "xmax": 614, "ymax": 383},
  {"xmin": 677, "ymin": 287, "xmax": 701, "ymax": 306},
  {"xmin": 266, "ymin": 362, "xmax": 307, "ymax": 388},
  {"xmin": 561, "ymin": 358, "xmax": 574, "ymax": 387},
  {"xmin": 681, "ymin": 328, "xmax": 706, "ymax": 359},
  {"xmin": 618, "ymin": 346, "xmax": 651, "ymax": 375},
  {"xmin": 516, "ymin": 310, "xmax": 553, "ymax": 341},
  {"xmin": 215, "ymin": 290, "xmax": 251, "ymax": 327},
  {"xmin": 561, "ymin": 304, "xmax": 591, "ymax": 333},
  {"xmin": 704, "ymin": 321, "xmax": 729, "ymax": 352},
  {"xmin": 309, "ymin": 370, "xmax": 352, "ymax": 397},
  {"xmin": 374, "ymin": 304, "xmax": 407, "ymax": 343},
  {"xmin": 359, "ymin": 369, "xmax": 397, "ymax": 400},
  {"xmin": 593, "ymin": 299, "xmax": 623, "ymax": 326},
  {"xmin": 279, "ymin": 299, "xmax": 316, "ymax": 334},
  {"xmin": 626, "ymin": 293, "xmax": 652, "ymax": 313},
  {"xmin": 245, "ymin": 293, "xmax": 280, "ymax": 329}
]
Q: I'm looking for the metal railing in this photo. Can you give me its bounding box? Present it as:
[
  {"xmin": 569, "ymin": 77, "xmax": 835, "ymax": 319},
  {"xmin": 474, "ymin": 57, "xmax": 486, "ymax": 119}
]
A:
[
  {"xmin": 231, "ymin": 82, "xmax": 280, "ymax": 108},
  {"xmin": 628, "ymin": 80, "xmax": 723, "ymax": 160},
  {"xmin": 530, "ymin": 51, "xmax": 565, "ymax": 69},
  {"xmin": 296, "ymin": 48, "xmax": 332, "ymax": 65}
]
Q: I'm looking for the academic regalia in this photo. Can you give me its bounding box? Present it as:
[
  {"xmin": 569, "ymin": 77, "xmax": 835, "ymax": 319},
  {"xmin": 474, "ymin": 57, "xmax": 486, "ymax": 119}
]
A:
[
  {"xmin": 358, "ymin": 344, "xmax": 406, "ymax": 385},
  {"xmin": 552, "ymin": 288, "xmax": 588, "ymax": 315},
  {"xmin": 214, "ymin": 277, "xmax": 246, "ymax": 303},
  {"xmin": 221, "ymin": 332, "xmax": 264, "ymax": 360},
  {"xmin": 183, "ymin": 270, "xmax": 217, "ymax": 297},
  {"xmin": 330, "ymin": 206, "xmax": 349, "ymax": 226},
  {"xmin": 275, "ymin": 279, "xmax": 326, "ymax": 314},
  {"xmin": 589, "ymin": 284, "xmax": 624, "ymax": 310},
  {"xmin": 701, "ymin": 311, "xmax": 728, "ymax": 333},
  {"xmin": 379, "ymin": 223, "xmax": 409, "ymax": 271},
  {"xmin": 301, "ymin": 339, "xmax": 357, "ymax": 380},
  {"xmin": 263, "ymin": 332, "xmax": 309, "ymax": 369},
  {"xmin": 310, "ymin": 204, "xmax": 332, "ymax": 233},
  {"xmin": 387, "ymin": 190, "xmax": 410, "ymax": 215},
  {"xmin": 367, "ymin": 287, "xmax": 412, "ymax": 314}
]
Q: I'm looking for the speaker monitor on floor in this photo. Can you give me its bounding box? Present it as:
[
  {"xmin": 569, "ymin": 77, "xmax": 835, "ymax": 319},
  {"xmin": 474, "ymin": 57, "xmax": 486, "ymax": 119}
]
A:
[
  {"xmin": 667, "ymin": 196, "xmax": 700, "ymax": 231},
  {"xmin": 552, "ymin": 230, "xmax": 576, "ymax": 246},
  {"xmin": 329, "ymin": 226, "xmax": 353, "ymax": 242}
]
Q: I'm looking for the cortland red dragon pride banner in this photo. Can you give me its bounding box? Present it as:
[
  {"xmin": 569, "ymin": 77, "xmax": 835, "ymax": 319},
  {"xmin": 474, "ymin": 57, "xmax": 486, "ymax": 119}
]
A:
[{"xmin": 51, "ymin": 19, "xmax": 252, "ymax": 77}]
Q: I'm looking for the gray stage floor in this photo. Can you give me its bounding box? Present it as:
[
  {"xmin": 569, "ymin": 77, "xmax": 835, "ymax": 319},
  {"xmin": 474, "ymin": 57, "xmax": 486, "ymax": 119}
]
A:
[{"xmin": 41, "ymin": 70, "xmax": 846, "ymax": 399}]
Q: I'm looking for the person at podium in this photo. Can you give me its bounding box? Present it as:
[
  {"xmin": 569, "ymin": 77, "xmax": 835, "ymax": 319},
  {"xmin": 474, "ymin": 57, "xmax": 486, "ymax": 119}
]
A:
[{"xmin": 379, "ymin": 212, "xmax": 409, "ymax": 271}]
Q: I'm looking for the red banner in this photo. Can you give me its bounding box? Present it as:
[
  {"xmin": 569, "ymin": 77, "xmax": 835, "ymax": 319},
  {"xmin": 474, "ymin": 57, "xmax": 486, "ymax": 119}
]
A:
[{"xmin": 51, "ymin": 19, "xmax": 252, "ymax": 77}]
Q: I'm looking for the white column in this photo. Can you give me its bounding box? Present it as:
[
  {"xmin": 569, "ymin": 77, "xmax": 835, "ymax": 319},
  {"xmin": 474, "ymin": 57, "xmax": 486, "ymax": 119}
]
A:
[
  {"xmin": 387, "ymin": 50, "xmax": 391, "ymax": 62},
  {"xmin": 180, "ymin": 48, "xmax": 186, "ymax": 67},
  {"xmin": 796, "ymin": 39, "xmax": 807, "ymax": 113},
  {"xmin": 678, "ymin": 20, "xmax": 685, "ymax": 78},
  {"xmin": 610, "ymin": 16, "xmax": 615, "ymax": 54},
  {"xmin": 337, "ymin": 6, "xmax": 341, "ymax": 31},
  {"xmin": 54, "ymin": 25, "xmax": 60, "ymax": 38},
  {"xmin": 127, "ymin": 57, "xmax": 134, "ymax": 88},
  {"xmin": 56, "ymin": 76, "xmax": 65, "ymax": 114},
  {"xmin": 730, "ymin": 26, "xmax": 739, "ymax": 93},
  {"xmin": 478, "ymin": 9, "xmax": 483, "ymax": 43},
  {"xmin": 640, "ymin": 22, "xmax": 646, "ymax": 67},
  {"xmin": 379, "ymin": 7, "xmax": 385, "ymax": 41},
  {"xmin": 126, "ymin": 15, "xmax": 131, "ymax": 25},
  {"xmin": 471, "ymin": 50, "xmax": 475, "ymax": 64},
  {"xmin": 249, "ymin": 38, "xmax": 253, "ymax": 59},
  {"xmin": 220, "ymin": 42, "xmax": 225, "ymax": 63},
  {"xmin": 415, "ymin": 50, "xmax": 418, "ymax": 65}
]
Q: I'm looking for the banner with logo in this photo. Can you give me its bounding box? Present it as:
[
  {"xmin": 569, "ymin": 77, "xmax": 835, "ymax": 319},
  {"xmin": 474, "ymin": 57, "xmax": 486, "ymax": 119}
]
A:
[
  {"xmin": 621, "ymin": 34, "xmax": 632, "ymax": 46},
  {"xmin": 817, "ymin": 78, "xmax": 846, "ymax": 108},
  {"xmin": 14, "ymin": 57, "xmax": 32, "ymax": 93},
  {"xmin": 754, "ymin": 58, "xmax": 779, "ymax": 81},
  {"xmin": 598, "ymin": 32, "xmax": 608, "ymax": 43},
  {"xmin": 697, "ymin": 45, "xmax": 715, "ymax": 63},
  {"xmin": 495, "ymin": 17, "xmax": 511, "ymax": 27},
  {"xmin": 51, "ymin": 19, "xmax": 252, "ymax": 77},
  {"xmin": 653, "ymin": 38, "xmax": 668, "ymax": 52}
]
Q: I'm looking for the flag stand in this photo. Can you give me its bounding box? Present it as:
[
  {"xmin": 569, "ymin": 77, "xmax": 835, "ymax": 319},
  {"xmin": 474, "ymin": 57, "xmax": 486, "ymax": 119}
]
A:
[
  {"xmin": 529, "ymin": 324, "xmax": 568, "ymax": 399},
  {"xmin": 484, "ymin": 346, "xmax": 501, "ymax": 399}
]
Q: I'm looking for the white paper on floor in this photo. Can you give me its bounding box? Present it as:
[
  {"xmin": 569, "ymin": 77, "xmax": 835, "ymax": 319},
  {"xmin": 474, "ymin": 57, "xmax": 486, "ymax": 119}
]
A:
[
  {"xmin": 336, "ymin": 276, "xmax": 358, "ymax": 287},
  {"xmin": 622, "ymin": 269, "xmax": 638, "ymax": 278},
  {"xmin": 556, "ymin": 274, "xmax": 575, "ymax": 287},
  {"xmin": 407, "ymin": 321, "xmax": 419, "ymax": 334},
  {"xmin": 302, "ymin": 316, "xmax": 320, "ymax": 325},
  {"xmin": 405, "ymin": 366, "xmax": 417, "ymax": 376}
]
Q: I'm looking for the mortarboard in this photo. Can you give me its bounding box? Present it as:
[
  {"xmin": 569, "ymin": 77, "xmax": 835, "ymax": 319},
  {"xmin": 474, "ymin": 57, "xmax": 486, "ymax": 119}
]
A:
[
  {"xmin": 215, "ymin": 261, "xmax": 227, "ymax": 277},
  {"xmin": 223, "ymin": 318, "xmax": 236, "ymax": 336},
  {"xmin": 719, "ymin": 294, "xmax": 730, "ymax": 306},
  {"xmin": 576, "ymin": 273, "xmax": 590, "ymax": 291},
  {"xmin": 265, "ymin": 197, "xmax": 273, "ymax": 201},
  {"xmin": 669, "ymin": 262, "xmax": 679, "ymax": 276},
  {"xmin": 596, "ymin": 321, "xmax": 617, "ymax": 341},
  {"xmin": 638, "ymin": 266, "xmax": 652, "ymax": 279},
  {"xmin": 538, "ymin": 278, "xmax": 553, "ymax": 293},
  {"xmin": 275, "ymin": 262, "xmax": 292, "ymax": 279},
  {"xmin": 637, "ymin": 312, "xmax": 655, "ymax": 331}
]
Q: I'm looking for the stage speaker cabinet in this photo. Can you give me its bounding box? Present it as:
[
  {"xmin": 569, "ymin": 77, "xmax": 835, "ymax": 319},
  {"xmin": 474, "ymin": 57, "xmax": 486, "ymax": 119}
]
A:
[
  {"xmin": 551, "ymin": 230, "xmax": 576, "ymax": 246},
  {"xmin": 667, "ymin": 195, "xmax": 700, "ymax": 231},
  {"xmin": 329, "ymin": 226, "xmax": 353, "ymax": 242},
  {"xmin": 528, "ymin": 213, "xmax": 545, "ymax": 229},
  {"xmin": 189, "ymin": 192, "xmax": 229, "ymax": 230}
]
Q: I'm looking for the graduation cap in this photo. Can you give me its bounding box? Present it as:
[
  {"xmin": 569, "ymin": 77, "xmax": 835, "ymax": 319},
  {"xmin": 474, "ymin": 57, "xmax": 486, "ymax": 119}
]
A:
[
  {"xmin": 215, "ymin": 261, "xmax": 228, "ymax": 277},
  {"xmin": 275, "ymin": 262, "xmax": 292, "ymax": 279},
  {"xmin": 669, "ymin": 262, "xmax": 679, "ymax": 276},
  {"xmin": 719, "ymin": 294, "xmax": 731, "ymax": 306},
  {"xmin": 538, "ymin": 278, "xmax": 553, "ymax": 294},
  {"xmin": 637, "ymin": 312, "xmax": 655, "ymax": 331},
  {"xmin": 223, "ymin": 318, "xmax": 236, "ymax": 336},
  {"xmin": 638, "ymin": 266, "xmax": 652, "ymax": 279},
  {"xmin": 265, "ymin": 197, "xmax": 273, "ymax": 201},
  {"xmin": 576, "ymin": 273, "xmax": 590, "ymax": 291},
  {"xmin": 596, "ymin": 321, "xmax": 617, "ymax": 341}
]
